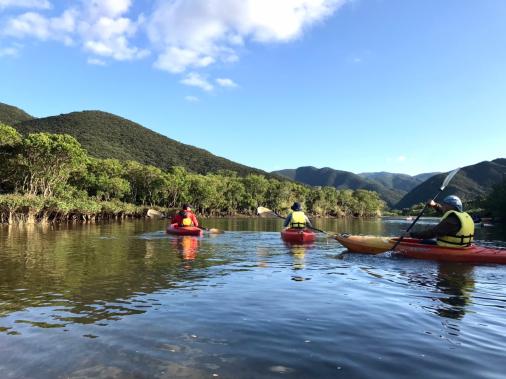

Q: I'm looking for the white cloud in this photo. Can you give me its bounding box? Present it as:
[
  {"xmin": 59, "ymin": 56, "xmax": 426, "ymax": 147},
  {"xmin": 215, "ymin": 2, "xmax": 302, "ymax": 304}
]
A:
[
  {"xmin": 216, "ymin": 78, "xmax": 238, "ymax": 88},
  {"xmin": 3, "ymin": 10, "xmax": 76, "ymax": 43},
  {"xmin": 184, "ymin": 95, "xmax": 200, "ymax": 102},
  {"xmin": 1, "ymin": 0, "xmax": 147, "ymax": 60},
  {"xmin": 0, "ymin": 45, "xmax": 20, "ymax": 57},
  {"xmin": 87, "ymin": 0, "xmax": 132, "ymax": 18},
  {"xmin": 398, "ymin": 155, "xmax": 407, "ymax": 162},
  {"xmin": 0, "ymin": 0, "xmax": 347, "ymax": 87},
  {"xmin": 148, "ymin": 0, "xmax": 345, "ymax": 73},
  {"xmin": 0, "ymin": 0, "xmax": 51, "ymax": 10},
  {"xmin": 154, "ymin": 47, "xmax": 214, "ymax": 73},
  {"xmin": 181, "ymin": 72, "xmax": 213, "ymax": 92},
  {"xmin": 87, "ymin": 57, "xmax": 106, "ymax": 65}
]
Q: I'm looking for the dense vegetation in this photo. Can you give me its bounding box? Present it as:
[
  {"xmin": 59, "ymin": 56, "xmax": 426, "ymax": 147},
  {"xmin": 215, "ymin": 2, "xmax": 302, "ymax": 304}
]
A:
[
  {"xmin": 0, "ymin": 102, "xmax": 33, "ymax": 125},
  {"xmin": 485, "ymin": 179, "xmax": 506, "ymax": 220},
  {"xmin": 0, "ymin": 123, "xmax": 386, "ymax": 224},
  {"xmin": 14, "ymin": 110, "xmax": 273, "ymax": 177}
]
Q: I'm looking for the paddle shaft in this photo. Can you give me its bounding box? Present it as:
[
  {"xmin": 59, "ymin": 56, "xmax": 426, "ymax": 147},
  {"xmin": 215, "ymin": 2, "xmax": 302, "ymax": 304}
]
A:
[{"xmin": 391, "ymin": 189, "xmax": 444, "ymax": 251}]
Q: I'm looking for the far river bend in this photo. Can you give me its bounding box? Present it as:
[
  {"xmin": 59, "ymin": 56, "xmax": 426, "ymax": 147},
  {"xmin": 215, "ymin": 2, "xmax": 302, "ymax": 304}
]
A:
[{"xmin": 1, "ymin": 218, "xmax": 506, "ymax": 379}]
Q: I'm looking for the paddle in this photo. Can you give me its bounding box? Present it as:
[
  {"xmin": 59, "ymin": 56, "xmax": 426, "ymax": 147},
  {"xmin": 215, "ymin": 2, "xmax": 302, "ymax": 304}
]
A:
[
  {"xmin": 257, "ymin": 206, "xmax": 335, "ymax": 236},
  {"xmin": 197, "ymin": 225, "xmax": 224, "ymax": 234},
  {"xmin": 391, "ymin": 168, "xmax": 460, "ymax": 251}
]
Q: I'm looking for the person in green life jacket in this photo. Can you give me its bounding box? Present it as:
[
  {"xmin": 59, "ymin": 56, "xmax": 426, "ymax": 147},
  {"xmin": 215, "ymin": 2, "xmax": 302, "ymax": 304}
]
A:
[
  {"xmin": 283, "ymin": 202, "xmax": 313, "ymax": 229},
  {"xmin": 408, "ymin": 195, "xmax": 474, "ymax": 247}
]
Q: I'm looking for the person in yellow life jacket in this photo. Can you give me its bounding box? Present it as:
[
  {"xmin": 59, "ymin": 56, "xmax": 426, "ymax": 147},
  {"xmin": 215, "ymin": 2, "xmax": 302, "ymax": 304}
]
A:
[
  {"xmin": 171, "ymin": 204, "xmax": 199, "ymax": 227},
  {"xmin": 409, "ymin": 195, "xmax": 474, "ymax": 248},
  {"xmin": 177, "ymin": 210, "xmax": 194, "ymax": 227},
  {"xmin": 283, "ymin": 202, "xmax": 312, "ymax": 229}
]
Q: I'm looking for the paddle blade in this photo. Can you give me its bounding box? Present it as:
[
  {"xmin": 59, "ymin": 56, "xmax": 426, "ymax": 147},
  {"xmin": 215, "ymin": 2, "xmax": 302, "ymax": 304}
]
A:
[
  {"xmin": 257, "ymin": 206, "xmax": 274, "ymax": 216},
  {"xmin": 207, "ymin": 228, "xmax": 224, "ymax": 234},
  {"xmin": 440, "ymin": 168, "xmax": 460, "ymax": 191}
]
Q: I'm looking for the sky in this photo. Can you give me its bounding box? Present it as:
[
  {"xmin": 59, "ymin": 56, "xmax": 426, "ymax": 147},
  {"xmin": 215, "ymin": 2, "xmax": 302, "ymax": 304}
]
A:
[{"xmin": 1, "ymin": 0, "xmax": 505, "ymax": 176}]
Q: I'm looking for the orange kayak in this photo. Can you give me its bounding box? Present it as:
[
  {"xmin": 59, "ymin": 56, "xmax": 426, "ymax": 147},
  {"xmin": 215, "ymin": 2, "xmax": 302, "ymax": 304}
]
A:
[
  {"xmin": 166, "ymin": 224, "xmax": 203, "ymax": 236},
  {"xmin": 335, "ymin": 234, "xmax": 506, "ymax": 264},
  {"xmin": 281, "ymin": 228, "xmax": 316, "ymax": 244},
  {"xmin": 334, "ymin": 234, "xmax": 394, "ymax": 254}
]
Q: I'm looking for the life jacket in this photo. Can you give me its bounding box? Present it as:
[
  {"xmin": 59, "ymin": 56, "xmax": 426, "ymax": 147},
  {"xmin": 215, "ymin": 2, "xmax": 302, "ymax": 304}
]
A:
[
  {"xmin": 290, "ymin": 211, "xmax": 307, "ymax": 229},
  {"xmin": 437, "ymin": 210, "xmax": 475, "ymax": 248},
  {"xmin": 178, "ymin": 211, "xmax": 194, "ymax": 227}
]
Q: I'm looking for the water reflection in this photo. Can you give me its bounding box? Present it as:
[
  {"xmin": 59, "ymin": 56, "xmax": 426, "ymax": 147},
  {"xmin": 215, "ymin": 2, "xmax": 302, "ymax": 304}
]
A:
[
  {"xmin": 1, "ymin": 218, "xmax": 505, "ymax": 379},
  {"xmin": 435, "ymin": 264, "xmax": 475, "ymax": 320},
  {"xmin": 0, "ymin": 222, "xmax": 231, "ymax": 332},
  {"xmin": 172, "ymin": 237, "xmax": 200, "ymax": 268}
]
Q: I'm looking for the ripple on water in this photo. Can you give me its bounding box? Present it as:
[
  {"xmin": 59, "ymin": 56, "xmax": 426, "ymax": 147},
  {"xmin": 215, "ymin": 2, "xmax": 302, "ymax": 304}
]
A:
[{"xmin": 0, "ymin": 220, "xmax": 506, "ymax": 378}]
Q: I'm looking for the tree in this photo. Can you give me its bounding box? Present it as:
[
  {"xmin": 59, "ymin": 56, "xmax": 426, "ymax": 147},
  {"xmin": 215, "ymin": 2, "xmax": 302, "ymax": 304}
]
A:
[
  {"xmin": 19, "ymin": 133, "xmax": 87, "ymax": 197},
  {"xmin": 485, "ymin": 179, "xmax": 506, "ymax": 220},
  {"xmin": 0, "ymin": 123, "xmax": 23, "ymax": 193},
  {"xmin": 241, "ymin": 174, "xmax": 270, "ymax": 211}
]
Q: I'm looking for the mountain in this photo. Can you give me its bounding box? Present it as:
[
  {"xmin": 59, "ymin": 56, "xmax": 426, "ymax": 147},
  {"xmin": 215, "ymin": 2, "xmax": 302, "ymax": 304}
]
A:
[
  {"xmin": 273, "ymin": 166, "xmax": 404, "ymax": 206},
  {"xmin": 0, "ymin": 102, "xmax": 34, "ymax": 125},
  {"xmin": 396, "ymin": 160, "xmax": 506, "ymax": 209},
  {"xmin": 13, "ymin": 109, "xmax": 270, "ymax": 177},
  {"xmin": 359, "ymin": 172, "xmax": 426, "ymax": 193},
  {"xmin": 414, "ymin": 172, "xmax": 440, "ymax": 182}
]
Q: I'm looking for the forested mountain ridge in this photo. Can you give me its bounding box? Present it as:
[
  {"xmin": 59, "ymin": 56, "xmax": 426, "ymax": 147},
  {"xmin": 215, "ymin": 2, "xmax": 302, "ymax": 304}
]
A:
[
  {"xmin": 10, "ymin": 107, "xmax": 270, "ymax": 177},
  {"xmin": 273, "ymin": 166, "xmax": 405, "ymax": 206},
  {"xmin": 0, "ymin": 102, "xmax": 34, "ymax": 125},
  {"xmin": 396, "ymin": 160, "xmax": 506, "ymax": 208}
]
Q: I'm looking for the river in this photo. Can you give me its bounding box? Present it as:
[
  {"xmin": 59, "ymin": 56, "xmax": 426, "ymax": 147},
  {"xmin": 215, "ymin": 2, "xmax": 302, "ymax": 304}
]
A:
[{"xmin": 1, "ymin": 218, "xmax": 505, "ymax": 378}]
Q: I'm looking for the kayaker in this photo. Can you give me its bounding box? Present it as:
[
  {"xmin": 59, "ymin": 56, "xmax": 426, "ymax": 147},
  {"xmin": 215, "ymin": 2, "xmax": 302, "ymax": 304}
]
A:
[
  {"xmin": 283, "ymin": 202, "xmax": 312, "ymax": 229},
  {"xmin": 171, "ymin": 204, "xmax": 199, "ymax": 227},
  {"xmin": 408, "ymin": 195, "xmax": 474, "ymax": 247}
]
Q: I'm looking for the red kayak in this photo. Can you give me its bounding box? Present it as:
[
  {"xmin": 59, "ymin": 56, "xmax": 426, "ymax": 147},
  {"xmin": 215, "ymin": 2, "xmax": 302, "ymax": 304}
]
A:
[
  {"xmin": 166, "ymin": 224, "xmax": 203, "ymax": 236},
  {"xmin": 281, "ymin": 228, "xmax": 316, "ymax": 244},
  {"xmin": 393, "ymin": 238, "xmax": 506, "ymax": 264},
  {"xmin": 335, "ymin": 234, "xmax": 506, "ymax": 264}
]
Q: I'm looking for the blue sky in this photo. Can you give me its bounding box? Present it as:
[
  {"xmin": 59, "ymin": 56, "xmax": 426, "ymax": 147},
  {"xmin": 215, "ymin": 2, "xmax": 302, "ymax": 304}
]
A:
[{"xmin": 1, "ymin": 0, "xmax": 505, "ymax": 175}]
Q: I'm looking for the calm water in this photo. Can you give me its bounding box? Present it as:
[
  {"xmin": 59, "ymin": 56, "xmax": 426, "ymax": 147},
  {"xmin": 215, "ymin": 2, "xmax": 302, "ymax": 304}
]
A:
[{"xmin": 1, "ymin": 218, "xmax": 506, "ymax": 379}]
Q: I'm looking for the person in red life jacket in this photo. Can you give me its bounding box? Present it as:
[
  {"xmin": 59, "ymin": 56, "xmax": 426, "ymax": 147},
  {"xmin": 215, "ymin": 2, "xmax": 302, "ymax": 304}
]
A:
[
  {"xmin": 408, "ymin": 195, "xmax": 474, "ymax": 247},
  {"xmin": 171, "ymin": 204, "xmax": 199, "ymax": 227}
]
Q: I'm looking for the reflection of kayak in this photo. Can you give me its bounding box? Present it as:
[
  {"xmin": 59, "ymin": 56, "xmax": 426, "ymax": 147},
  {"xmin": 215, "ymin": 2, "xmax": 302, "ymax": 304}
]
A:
[
  {"xmin": 166, "ymin": 224, "xmax": 203, "ymax": 236},
  {"xmin": 335, "ymin": 234, "xmax": 506, "ymax": 264},
  {"xmin": 281, "ymin": 228, "xmax": 316, "ymax": 244}
]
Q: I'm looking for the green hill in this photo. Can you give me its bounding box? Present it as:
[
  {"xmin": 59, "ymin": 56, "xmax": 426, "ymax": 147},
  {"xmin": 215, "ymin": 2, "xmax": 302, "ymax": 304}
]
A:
[
  {"xmin": 358, "ymin": 171, "xmax": 436, "ymax": 193},
  {"xmin": 14, "ymin": 109, "xmax": 270, "ymax": 176},
  {"xmin": 273, "ymin": 166, "xmax": 404, "ymax": 206},
  {"xmin": 0, "ymin": 102, "xmax": 34, "ymax": 125},
  {"xmin": 396, "ymin": 160, "xmax": 506, "ymax": 209}
]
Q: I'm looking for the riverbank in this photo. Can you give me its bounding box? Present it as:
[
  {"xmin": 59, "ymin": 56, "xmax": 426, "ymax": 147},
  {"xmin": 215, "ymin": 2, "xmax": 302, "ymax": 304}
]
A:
[
  {"xmin": 0, "ymin": 194, "xmax": 166, "ymax": 224},
  {"xmin": 0, "ymin": 194, "xmax": 386, "ymax": 225}
]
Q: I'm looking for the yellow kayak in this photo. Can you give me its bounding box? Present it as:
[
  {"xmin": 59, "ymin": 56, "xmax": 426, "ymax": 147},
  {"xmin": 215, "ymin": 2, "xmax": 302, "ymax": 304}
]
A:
[{"xmin": 334, "ymin": 234, "xmax": 394, "ymax": 254}]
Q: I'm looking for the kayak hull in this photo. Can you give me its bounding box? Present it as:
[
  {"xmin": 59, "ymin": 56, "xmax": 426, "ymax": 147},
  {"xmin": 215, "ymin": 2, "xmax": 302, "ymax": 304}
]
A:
[
  {"xmin": 281, "ymin": 228, "xmax": 316, "ymax": 244},
  {"xmin": 334, "ymin": 234, "xmax": 393, "ymax": 254},
  {"xmin": 393, "ymin": 238, "xmax": 506, "ymax": 264},
  {"xmin": 166, "ymin": 224, "xmax": 203, "ymax": 236},
  {"xmin": 335, "ymin": 234, "xmax": 506, "ymax": 264}
]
